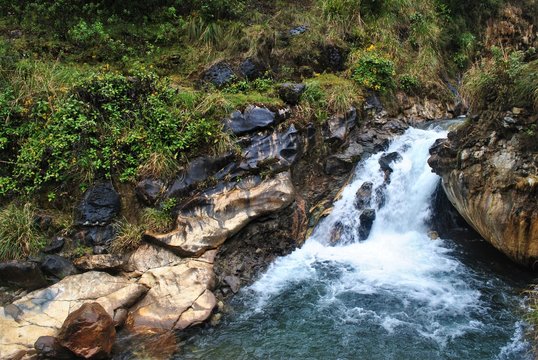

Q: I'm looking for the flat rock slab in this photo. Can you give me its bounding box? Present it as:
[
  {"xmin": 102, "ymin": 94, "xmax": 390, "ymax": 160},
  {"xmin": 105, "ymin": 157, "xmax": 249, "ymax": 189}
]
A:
[
  {"xmin": 127, "ymin": 259, "xmax": 216, "ymax": 333},
  {"xmin": 0, "ymin": 271, "xmax": 147, "ymax": 358},
  {"xmin": 146, "ymin": 172, "xmax": 295, "ymax": 257}
]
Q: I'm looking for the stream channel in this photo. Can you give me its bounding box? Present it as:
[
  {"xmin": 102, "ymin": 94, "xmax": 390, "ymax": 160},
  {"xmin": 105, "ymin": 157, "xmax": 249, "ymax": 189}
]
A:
[{"xmin": 176, "ymin": 122, "xmax": 534, "ymax": 360}]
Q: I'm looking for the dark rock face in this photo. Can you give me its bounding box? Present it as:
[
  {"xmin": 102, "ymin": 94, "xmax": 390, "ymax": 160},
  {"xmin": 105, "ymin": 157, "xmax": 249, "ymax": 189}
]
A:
[
  {"xmin": 325, "ymin": 107, "xmax": 357, "ymax": 143},
  {"xmin": 225, "ymin": 106, "xmax": 277, "ymax": 135},
  {"xmin": 42, "ymin": 237, "xmax": 66, "ymax": 254},
  {"xmin": 75, "ymin": 183, "xmax": 120, "ymax": 226},
  {"xmin": 324, "ymin": 142, "xmax": 363, "ymax": 176},
  {"xmin": 239, "ymin": 125, "xmax": 299, "ymax": 171},
  {"xmin": 40, "ymin": 255, "xmax": 78, "ymax": 279},
  {"xmin": 76, "ymin": 225, "xmax": 116, "ymax": 247},
  {"xmin": 202, "ymin": 62, "xmax": 235, "ymax": 88},
  {"xmin": 58, "ymin": 302, "xmax": 116, "ymax": 360},
  {"xmin": 355, "ymin": 182, "xmax": 373, "ymax": 209},
  {"xmin": 167, "ymin": 153, "xmax": 236, "ymax": 199},
  {"xmin": 0, "ymin": 261, "xmax": 48, "ymax": 290},
  {"xmin": 320, "ymin": 45, "xmax": 347, "ymax": 72},
  {"xmin": 359, "ymin": 209, "xmax": 376, "ymax": 240},
  {"xmin": 34, "ymin": 336, "xmax": 74, "ymax": 360},
  {"xmin": 135, "ymin": 179, "xmax": 165, "ymax": 206},
  {"xmin": 379, "ymin": 152, "xmax": 403, "ymax": 173},
  {"xmin": 239, "ymin": 58, "xmax": 263, "ymax": 80},
  {"xmin": 278, "ymin": 83, "xmax": 306, "ymax": 106}
]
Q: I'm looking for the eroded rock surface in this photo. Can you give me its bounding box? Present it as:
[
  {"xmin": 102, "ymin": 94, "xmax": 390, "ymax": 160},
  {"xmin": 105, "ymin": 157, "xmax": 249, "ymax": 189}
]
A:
[
  {"xmin": 147, "ymin": 172, "xmax": 295, "ymax": 256},
  {"xmin": 429, "ymin": 111, "xmax": 538, "ymax": 267},
  {"xmin": 0, "ymin": 272, "xmax": 147, "ymax": 358}
]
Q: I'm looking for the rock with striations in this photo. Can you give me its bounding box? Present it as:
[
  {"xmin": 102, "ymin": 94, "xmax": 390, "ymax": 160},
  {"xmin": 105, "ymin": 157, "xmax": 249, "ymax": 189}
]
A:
[
  {"xmin": 40, "ymin": 255, "xmax": 78, "ymax": 279},
  {"xmin": 73, "ymin": 254, "xmax": 126, "ymax": 272},
  {"xmin": 57, "ymin": 302, "xmax": 116, "ymax": 360},
  {"xmin": 239, "ymin": 125, "xmax": 299, "ymax": 171},
  {"xmin": 75, "ymin": 182, "xmax": 120, "ymax": 226},
  {"xmin": 146, "ymin": 172, "xmax": 295, "ymax": 257},
  {"xmin": 0, "ymin": 261, "xmax": 48, "ymax": 290},
  {"xmin": 278, "ymin": 83, "xmax": 306, "ymax": 106},
  {"xmin": 224, "ymin": 106, "xmax": 276, "ymax": 136},
  {"xmin": 325, "ymin": 107, "xmax": 357, "ymax": 143}
]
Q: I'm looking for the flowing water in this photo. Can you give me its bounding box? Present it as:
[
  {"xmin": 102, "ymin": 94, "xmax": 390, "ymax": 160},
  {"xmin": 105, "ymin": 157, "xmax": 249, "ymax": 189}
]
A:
[{"xmin": 177, "ymin": 124, "xmax": 534, "ymax": 360}]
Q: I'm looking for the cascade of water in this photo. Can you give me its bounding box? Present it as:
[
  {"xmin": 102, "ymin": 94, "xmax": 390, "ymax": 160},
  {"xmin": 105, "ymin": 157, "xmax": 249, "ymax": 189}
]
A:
[{"xmin": 179, "ymin": 125, "xmax": 532, "ymax": 360}]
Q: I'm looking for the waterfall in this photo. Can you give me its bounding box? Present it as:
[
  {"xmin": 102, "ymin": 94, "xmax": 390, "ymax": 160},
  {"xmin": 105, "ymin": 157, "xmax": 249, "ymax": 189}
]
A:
[{"xmin": 180, "ymin": 125, "xmax": 532, "ymax": 360}]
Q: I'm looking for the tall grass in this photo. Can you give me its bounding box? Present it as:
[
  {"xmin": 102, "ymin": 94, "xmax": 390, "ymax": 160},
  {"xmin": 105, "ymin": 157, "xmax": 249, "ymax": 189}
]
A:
[{"xmin": 0, "ymin": 203, "xmax": 47, "ymax": 261}]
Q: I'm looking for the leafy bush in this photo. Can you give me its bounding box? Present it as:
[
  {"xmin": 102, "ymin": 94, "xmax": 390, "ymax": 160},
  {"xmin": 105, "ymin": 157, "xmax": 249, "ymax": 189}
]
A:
[
  {"xmin": 68, "ymin": 20, "xmax": 108, "ymax": 47},
  {"xmin": 399, "ymin": 74, "xmax": 421, "ymax": 93},
  {"xmin": 352, "ymin": 50, "xmax": 395, "ymax": 93},
  {"xmin": 0, "ymin": 203, "xmax": 46, "ymax": 260}
]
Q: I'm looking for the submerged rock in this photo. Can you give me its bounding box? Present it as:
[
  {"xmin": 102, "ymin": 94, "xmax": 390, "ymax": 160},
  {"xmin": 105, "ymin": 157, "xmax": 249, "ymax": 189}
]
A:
[
  {"xmin": 58, "ymin": 302, "xmax": 116, "ymax": 360},
  {"xmin": 147, "ymin": 172, "xmax": 295, "ymax": 257},
  {"xmin": 379, "ymin": 152, "xmax": 403, "ymax": 173},
  {"xmin": 355, "ymin": 182, "xmax": 373, "ymax": 210}
]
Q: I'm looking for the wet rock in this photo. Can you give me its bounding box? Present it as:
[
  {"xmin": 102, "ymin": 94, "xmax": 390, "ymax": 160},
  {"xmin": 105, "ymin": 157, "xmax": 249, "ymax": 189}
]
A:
[
  {"xmin": 239, "ymin": 58, "xmax": 263, "ymax": 80},
  {"xmin": 359, "ymin": 209, "xmax": 376, "ymax": 240},
  {"xmin": 166, "ymin": 153, "xmax": 236, "ymax": 198},
  {"xmin": 324, "ymin": 142, "xmax": 363, "ymax": 176},
  {"xmin": 239, "ymin": 125, "xmax": 299, "ymax": 171},
  {"xmin": 278, "ymin": 83, "xmax": 306, "ymax": 106},
  {"xmin": 0, "ymin": 272, "xmax": 148, "ymax": 358},
  {"xmin": 330, "ymin": 221, "xmax": 345, "ymax": 244},
  {"xmin": 374, "ymin": 185, "xmax": 387, "ymax": 209},
  {"xmin": 135, "ymin": 179, "xmax": 165, "ymax": 206},
  {"xmin": 34, "ymin": 336, "xmax": 74, "ymax": 360},
  {"xmin": 58, "ymin": 302, "xmax": 116, "ymax": 359},
  {"xmin": 379, "ymin": 152, "xmax": 403, "ymax": 173},
  {"xmin": 73, "ymin": 255, "xmax": 126, "ymax": 272},
  {"xmin": 75, "ymin": 183, "xmax": 120, "ymax": 226},
  {"xmin": 225, "ymin": 106, "xmax": 276, "ymax": 136},
  {"xmin": 0, "ymin": 261, "xmax": 48, "ymax": 290},
  {"xmin": 201, "ymin": 62, "xmax": 235, "ymax": 88},
  {"xmin": 223, "ymin": 275, "xmax": 241, "ymax": 294},
  {"xmin": 289, "ymin": 25, "xmax": 308, "ymax": 36},
  {"xmin": 355, "ymin": 182, "xmax": 373, "ymax": 209},
  {"xmin": 42, "ymin": 237, "xmax": 65, "ymax": 254},
  {"xmin": 325, "ymin": 107, "xmax": 357, "ymax": 143},
  {"xmin": 428, "ymin": 231, "xmax": 439, "ymax": 240},
  {"xmin": 147, "ymin": 172, "xmax": 295, "ymax": 257},
  {"xmin": 40, "ymin": 255, "xmax": 78, "ymax": 280},
  {"xmin": 127, "ymin": 259, "xmax": 216, "ymax": 332}
]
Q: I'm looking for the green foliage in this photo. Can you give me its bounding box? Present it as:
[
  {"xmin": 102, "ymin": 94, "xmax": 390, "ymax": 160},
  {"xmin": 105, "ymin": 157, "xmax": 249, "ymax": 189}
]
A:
[
  {"xmin": 352, "ymin": 50, "xmax": 396, "ymax": 93},
  {"xmin": 0, "ymin": 203, "xmax": 47, "ymax": 261},
  {"xmin": 398, "ymin": 74, "xmax": 421, "ymax": 93},
  {"xmin": 68, "ymin": 20, "xmax": 108, "ymax": 47},
  {"xmin": 463, "ymin": 48, "xmax": 538, "ymax": 111},
  {"xmin": 224, "ymin": 76, "xmax": 274, "ymax": 94}
]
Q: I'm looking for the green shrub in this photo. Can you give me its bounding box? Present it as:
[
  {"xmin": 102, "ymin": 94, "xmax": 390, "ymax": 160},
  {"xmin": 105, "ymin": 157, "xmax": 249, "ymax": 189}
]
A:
[
  {"xmin": 399, "ymin": 74, "xmax": 421, "ymax": 93},
  {"xmin": 0, "ymin": 203, "xmax": 47, "ymax": 261},
  {"xmin": 68, "ymin": 20, "xmax": 108, "ymax": 47},
  {"xmin": 352, "ymin": 50, "xmax": 396, "ymax": 93}
]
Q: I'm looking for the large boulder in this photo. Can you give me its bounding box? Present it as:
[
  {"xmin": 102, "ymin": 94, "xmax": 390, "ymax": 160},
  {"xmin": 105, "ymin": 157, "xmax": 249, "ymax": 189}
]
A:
[
  {"xmin": 57, "ymin": 302, "xmax": 115, "ymax": 360},
  {"xmin": 0, "ymin": 261, "xmax": 48, "ymax": 290},
  {"xmin": 359, "ymin": 209, "xmax": 376, "ymax": 240},
  {"xmin": 126, "ymin": 258, "xmax": 216, "ymax": 333},
  {"xmin": 224, "ymin": 106, "xmax": 277, "ymax": 135},
  {"xmin": 201, "ymin": 62, "xmax": 235, "ymax": 88},
  {"xmin": 429, "ymin": 111, "xmax": 538, "ymax": 267},
  {"xmin": 0, "ymin": 272, "xmax": 147, "ymax": 358},
  {"xmin": 75, "ymin": 182, "xmax": 120, "ymax": 226},
  {"xmin": 34, "ymin": 335, "xmax": 74, "ymax": 359},
  {"xmin": 146, "ymin": 172, "xmax": 295, "ymax": 257}
]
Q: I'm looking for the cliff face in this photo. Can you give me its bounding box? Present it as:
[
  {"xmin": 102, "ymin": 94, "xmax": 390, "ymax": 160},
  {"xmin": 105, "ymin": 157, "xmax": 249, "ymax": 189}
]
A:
[{"xmin": 429, "ymin": 110, "xmax": 538, "ymax": 267}]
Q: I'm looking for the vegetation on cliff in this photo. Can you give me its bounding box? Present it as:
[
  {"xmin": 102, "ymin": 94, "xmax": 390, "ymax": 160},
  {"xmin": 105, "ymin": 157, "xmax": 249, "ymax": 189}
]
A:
[{"xmin": 0, "ymin": 0, "xmax": 536, "ymax": 258}]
